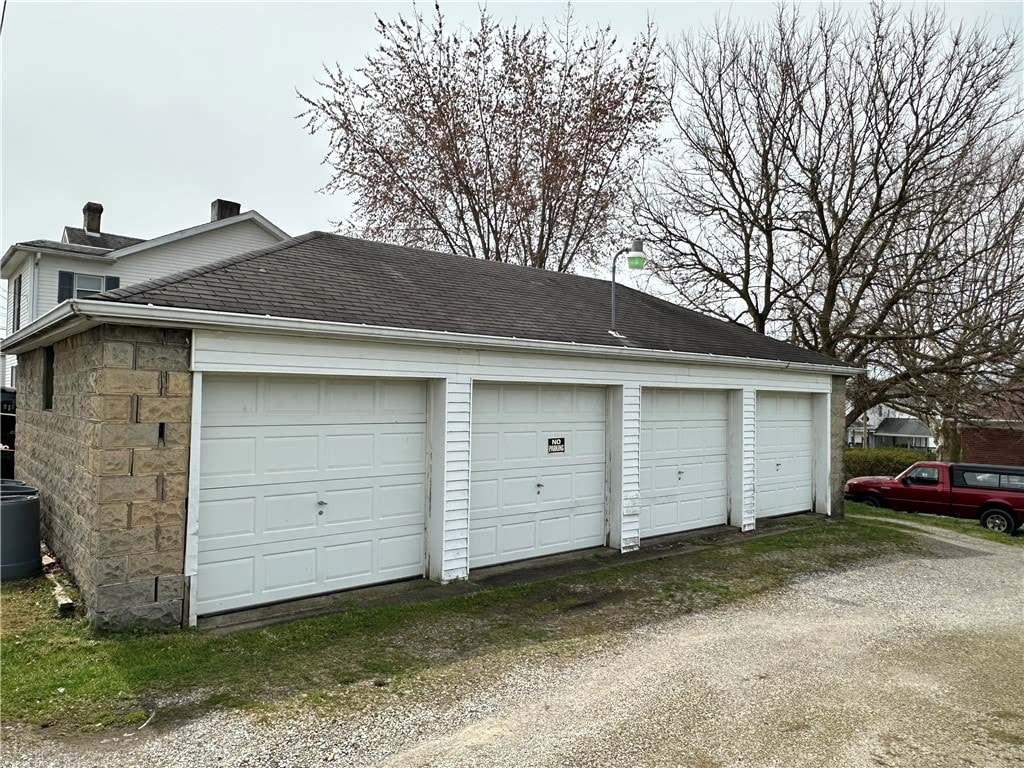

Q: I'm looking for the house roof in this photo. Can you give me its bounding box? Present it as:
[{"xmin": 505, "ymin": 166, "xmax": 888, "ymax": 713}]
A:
[
  {"xmin": 62, "ymin": 227, "xmax": 146, "ymax": 250},
  {"xmin": 93, "ymin": 232, "xmax": 852, "ymax": 368},
  {"xmin": 874, "ymin": 417, "xmax": 933, "ymax": 439}
]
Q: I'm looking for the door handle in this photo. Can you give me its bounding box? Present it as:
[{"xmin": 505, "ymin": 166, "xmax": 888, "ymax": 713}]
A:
[{"xmin": 317, "ymin": 500, "xmax": 328, "ymax": 506}]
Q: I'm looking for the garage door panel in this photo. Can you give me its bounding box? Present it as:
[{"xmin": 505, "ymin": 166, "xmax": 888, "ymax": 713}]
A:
[
  {"xmin": 379, "ymin": 380, "xmax": 426, "ymax": 414},
  {"xmin": 499, "ymin": 476, "xmax": 541, "ymax": 510},
  {"xmin": 470, "ymin": 384, "xmax": 607, "ymax": 568},
  {"xmin": 198, "ymin": 375, "xmax": 426, "ymax": 615},
  {"xmin": 201, "ymin": 429, "xmax": 425, "ymax": 489},
  {"xmin": 756, "ymin": 393, "xmax": 814, "ymax": 518},
  {"xmin": 500, "ymin": 520, "xmax": 537, "ymax": 554},
  {"xmin": 203, "ymin": 379, "xmax": 258, "ymax": 420},
  {"xmin": 570, "ymin": 469, "xmax": 604, "ymax": 499},
  {"xmin": 264, "ymin": 378, "xmax": 320, "ymax": 415},
  {"xmin": 469, "ymin": 525, "xmax": 498, "ymax": 561},
  {"xmin": 322, "ymin": 487, "xmax": 374, "ymax": 525},
  {"xmin": 377, "ymin": 532, "xmax": 425, "ymax": 571},
  {"xmin": 469, "ymin": 478, "xmax": 499, "ymax": 511},
  {"xmin": 199, "ymin": 525, "xmax": 426, "ymax": 613},
  {"xmin": 263, "ymin": 549, "xmax": 317, "ymax": 593},
  {"xmin": 539, "ymin": 472, "xmax": 572, "ymax": 502},
  {"xmin": 197, "ymin": 557, "xmax": 255, "ymax": 605},
  {"xmin": 264, "ymin": 436, "xmax": 320, "ymax": 474},
  {"xmin": 321, "ymin": 433, "xmax": 374, "ymax": 469},
  {"xmin": 504, "ymin": 431, "xmax": 538, "ymax": 459},
  {"xmin": 471, "ymin": 426, "xmax": 603, "ymax": 472},
  {"xmin": 201, "ymin": 437, "xmax": 257, "ymax": 479},
  {"xmin": 640, "ymin": 388, "xmax": 729, "ymax": 538},
  {"xmin": 377, "ymin": 431, "xmax": 427, "ymax": 467},
  {"xmin": 263, "ymin": 491, "xmax": 319, "ymax": 534},
  {"xmin": 324, "ymin": 379, "xmax": 375, "ymax": 413},
  {"xmin": 376, "ymin": 482, "xmax": 428, "ymax": 521},
  {"xmin": 537, "ymin": 515, "xmax": 572, "ymax": 547},
  {"xmin": 324, "ymin": 541, "xmax": 373, "ymax": 581},
  {"xmin": 199, "ymin": 496, "xmax": 257, "ymax": 543}
]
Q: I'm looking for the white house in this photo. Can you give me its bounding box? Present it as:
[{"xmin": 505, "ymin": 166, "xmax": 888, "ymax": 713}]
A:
[
  {"xmin": 1, "ymin": 200, "xmax": 288, "ymax": 386},
  {"xmin": 1, "ymin": 232, "xmax": 859, "ymax": 629}
]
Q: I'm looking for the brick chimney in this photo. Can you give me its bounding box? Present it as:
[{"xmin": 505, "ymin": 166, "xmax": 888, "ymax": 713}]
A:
[
  {"xmin": 210, "ymin": 199, "xmax": 241, "ymax": 221},
  {"xmin": 83, "ymin": 202, "xmax": 103, "ymax": 233}
]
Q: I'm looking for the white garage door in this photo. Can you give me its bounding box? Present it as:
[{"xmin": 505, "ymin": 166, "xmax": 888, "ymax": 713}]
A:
[
  {"xmin": 197, "ymin": 375, "xmax": 427, "ymax": 614},
  {"xmin": 470, "ymin": 383, "xmax": 606, "ymax": 568},
  {"xmin": 640, "ymin": 389, "xmax": 728, "ymax": 537},
  {"xmin": 756, "ymin": 392, "xmax": 814, "ymax": 518}
]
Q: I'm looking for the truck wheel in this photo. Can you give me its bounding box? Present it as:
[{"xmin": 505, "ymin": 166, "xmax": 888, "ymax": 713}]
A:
[
  {"xmin": 981, "ymin": 509, "xmax": 1017, "ymax": 534},
  {"xmin": 859, "ymin": 495, "xmax": 883, "ymax": 508}
]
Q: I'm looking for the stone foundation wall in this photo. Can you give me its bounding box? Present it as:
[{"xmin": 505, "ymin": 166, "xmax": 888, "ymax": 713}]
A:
[
  {"xmin": 830, "ymin": 375, "xmax": 847, "ymax": 519},
  {"xmin": 15, "ymin": 325, "xmax": 192, "ymax": 629}
]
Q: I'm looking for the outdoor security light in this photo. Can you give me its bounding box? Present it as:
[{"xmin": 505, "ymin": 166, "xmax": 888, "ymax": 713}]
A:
[{"xmin": 611, "ymin": 238, "xmax": 645, "ymax": 332}]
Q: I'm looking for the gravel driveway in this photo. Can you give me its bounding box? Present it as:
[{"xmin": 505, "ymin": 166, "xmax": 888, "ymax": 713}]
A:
[{"xmin": 4, "ymin": 523, "xmax": 1023, "ymax": 767}]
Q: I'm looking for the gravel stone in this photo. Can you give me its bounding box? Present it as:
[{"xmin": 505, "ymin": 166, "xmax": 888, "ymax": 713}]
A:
[{"xmin": 3, "ymin": 523, "xmax": 1022, "ymax": 767}]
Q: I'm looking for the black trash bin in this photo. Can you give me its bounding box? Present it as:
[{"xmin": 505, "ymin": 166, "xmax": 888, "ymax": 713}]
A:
[{"xmin": 1, "ymin": 485, "xmax": 42, "ymax": 581}]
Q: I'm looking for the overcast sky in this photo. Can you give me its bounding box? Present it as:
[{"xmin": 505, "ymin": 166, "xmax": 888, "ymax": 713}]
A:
[{"xmin": 1, "ymin": 0, "xmax": 1021, "ymax": 251}]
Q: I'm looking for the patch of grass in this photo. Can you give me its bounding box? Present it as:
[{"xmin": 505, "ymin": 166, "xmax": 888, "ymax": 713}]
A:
[
  {"xmin": 1, "ymin": 514, "xmax": 921, "ymax": 735},
  {"xmin": 846, "ymin": 502, "xmax": 1024, "ymax": 546}
]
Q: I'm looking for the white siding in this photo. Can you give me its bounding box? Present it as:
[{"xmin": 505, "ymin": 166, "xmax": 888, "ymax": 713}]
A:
[
  {"xmin": 620, "ymin": 385, "xmax": 642, "ymax": 550},
  {"xmin": 193, "ymin": 331, "xmax": 835, "ymax": 394},
  {"xmin": 740, "ymin": 389, "xmax": 757, "ymax": 531},
  {"xmin": 114, "ymin": 220, "xmax": 281, "ymax": 288},
  {"xmin": 443, "ymin": 377, "xmax": 472, "ymax": 580},
  {"xmin": 32, "ymin": 220, "xmax": 281, "ymax": 323}
]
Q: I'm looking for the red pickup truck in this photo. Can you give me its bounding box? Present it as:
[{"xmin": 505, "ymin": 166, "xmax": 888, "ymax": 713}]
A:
[{"xmin": 844, "ymin": 461, "xmax": 1024, "ymax": 534}]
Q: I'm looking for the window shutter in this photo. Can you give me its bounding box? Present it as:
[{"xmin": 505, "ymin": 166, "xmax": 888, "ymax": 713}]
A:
[
  {"xmin": 12, "ymin": 275, "xmax": 22, "ymax": 331},
  {"xmin": 104, "ymin": 276, "xmax": 120, "ymax": 291},
  {"xmin": 57, "ymin": 271, "xmax": 74, "ymax": 302}
]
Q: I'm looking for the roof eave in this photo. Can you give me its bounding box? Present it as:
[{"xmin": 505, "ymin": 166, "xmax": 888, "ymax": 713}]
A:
[
  {"xmin": 2, "ymin": 243, "xmax": 115, "ymax": 275},
  {"xmin": 2, "ymin": 300, "xmax": 864, "ymax": 377}
]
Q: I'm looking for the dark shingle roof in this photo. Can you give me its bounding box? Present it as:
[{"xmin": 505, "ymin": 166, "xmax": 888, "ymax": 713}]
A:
[
  {"xmin": 874, "ymin": 418, "xmax": 933, "ymax": 438},
  {"xmin": 16, "ymin": 239, "xmax": 113, "ymax": 256},
  {"xmin": 63, "ymin": 227, "xmax": 145, "ymax": 251},
  {"xmin": 95, "ymin": 232, "xmax": 851, "ymax": 367}
]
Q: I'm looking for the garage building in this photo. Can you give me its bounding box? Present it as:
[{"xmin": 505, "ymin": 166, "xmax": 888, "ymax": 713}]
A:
[{"xmin": 2, "ymin": 233, "xmax": 857, "ymax": 629}]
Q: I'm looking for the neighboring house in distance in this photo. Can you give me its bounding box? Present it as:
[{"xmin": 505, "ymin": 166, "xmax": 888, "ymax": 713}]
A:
[
  {"xmin": 2, "ymin": 231, "xmax": 860, "ymax": 630},
  {"xmin": 872, "ymin": 417, "xmax": 936, "ymax": 450},
  {"xmin": 1, "ymin": 200, "xmax": 289, "ymax": 386},
  {"xmin": 846, "ymin": 405, "xmax": 936, "ymax": 449}
]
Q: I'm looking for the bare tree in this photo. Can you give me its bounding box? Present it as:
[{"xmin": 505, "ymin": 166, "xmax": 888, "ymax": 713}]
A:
[
  {"xmin": 635, "ymin": 1, "xmax": 1024, "ymax": 455},
  {"xmin": 299, "ymin": 4, "xmax": 662, "ymax": 272}
]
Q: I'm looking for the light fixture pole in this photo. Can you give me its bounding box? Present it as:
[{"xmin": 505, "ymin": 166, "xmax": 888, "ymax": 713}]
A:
[{"xmin": 611, "ymin": 238, "xmax": 646, "ymax": 331}]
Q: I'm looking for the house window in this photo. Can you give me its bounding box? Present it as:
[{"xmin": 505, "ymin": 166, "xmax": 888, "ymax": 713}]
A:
[
  {"xmin": 11, "ymin": 275, "xmax": 22, "ymax": 331},
  {"xmin": 42, "ymin": 346, "xmax": 54, "ymax": 410},
  {"xmin": 57, "ymin": 271, "xmax": 120, "ymax": 302}
]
